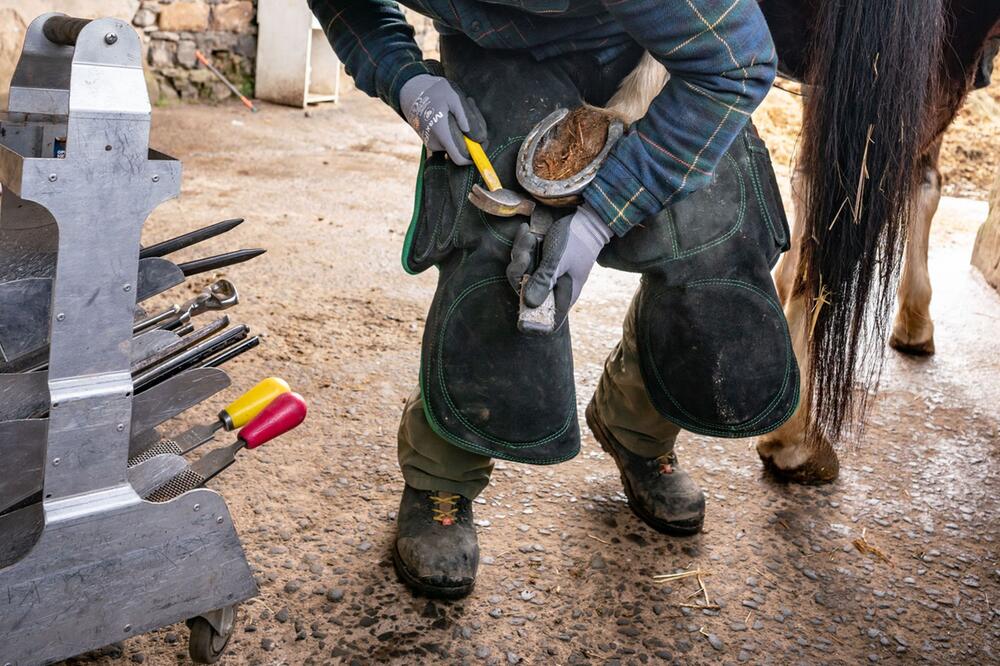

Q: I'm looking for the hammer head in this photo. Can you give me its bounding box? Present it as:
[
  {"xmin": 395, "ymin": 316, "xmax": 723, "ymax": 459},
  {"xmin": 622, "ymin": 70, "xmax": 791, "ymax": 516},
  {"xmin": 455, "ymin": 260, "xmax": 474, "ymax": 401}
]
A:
[{"xmin": 468, "ymin": 184, "xmax": 536, "ymax": 218}]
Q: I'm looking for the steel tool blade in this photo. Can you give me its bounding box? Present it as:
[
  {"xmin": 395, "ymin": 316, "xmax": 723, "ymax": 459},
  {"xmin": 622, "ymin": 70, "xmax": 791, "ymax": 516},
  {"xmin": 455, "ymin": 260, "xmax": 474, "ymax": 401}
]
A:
[
  {"xmin": 136, "ymin": 256, "xmax": 186, "ymax": 301},
  {"xmin": 133, "ymin": 304, "xmax": 181, "ymax": 334},
  {"xmin": 131, "ymin": 377, "xmax": 291, "ymax": 463},
  {"xmin": 0, "ymin": 419, "xmax": 47, "ymax": 511},
  {"xmin": 0, "ymin": 372, "xmax": 48, "ymax": 421},
  {"xmin": 201, "ymin": 335, "xmax": 260, "ymax": 368},
  {"xmin": 178, "ymin": 249, "xmax": 266, "ymax": 277},
  {"xmin": 139, "ymin": 218, "xmax": 245, "ymax": 260},
  {"xmin": 146, "ymin": 392, "xmax": 307, "ymax": 503},
  {"xmin": 0, "ymin": 258, "xmax": 185, "ymax": 363},
  {"xmin": 131, "ymin": 328, "xmax": 185, "ymax": 363},
  {"xmin": 130, "ymin": 316, "xmax": 230, "ymax": 375},
  {"xmin": 126, "ymin": 454, "xmax": 188, "ymax": 498},
  {"xmin": 0, "ymin": 278, "xmax": 51, "ymax": 361},
  {"xmin": 0, "ymin": 367, "xmax": 231, "ymax": 510},
  {"xmin": 0, "ymin": 502, "xmax": 43, "ymax": 570},
  {"xmin": 131, "ymin": 367, "xmax": 231, "ymax": 435},
  {"xmin": 133, "ymin": 325, "xmax": 249, "ymax": 391}
]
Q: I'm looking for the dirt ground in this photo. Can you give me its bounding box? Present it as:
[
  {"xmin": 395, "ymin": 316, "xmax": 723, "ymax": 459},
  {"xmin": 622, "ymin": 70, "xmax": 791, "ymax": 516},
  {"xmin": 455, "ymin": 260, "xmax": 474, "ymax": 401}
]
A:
[{"xmin": 57, "ymin": 80, "xmax": 1000, "ymax": 666}]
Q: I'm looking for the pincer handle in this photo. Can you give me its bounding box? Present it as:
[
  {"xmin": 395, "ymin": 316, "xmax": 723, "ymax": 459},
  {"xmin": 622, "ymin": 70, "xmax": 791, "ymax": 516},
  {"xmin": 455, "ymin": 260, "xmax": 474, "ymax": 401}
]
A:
[
  {"xmin": 220, "ymin": 377, "xmax": 291, "ymax": 430},
  {"xmin": 238, "ymin": 392, "xmax": 307, "ymax": 449}
]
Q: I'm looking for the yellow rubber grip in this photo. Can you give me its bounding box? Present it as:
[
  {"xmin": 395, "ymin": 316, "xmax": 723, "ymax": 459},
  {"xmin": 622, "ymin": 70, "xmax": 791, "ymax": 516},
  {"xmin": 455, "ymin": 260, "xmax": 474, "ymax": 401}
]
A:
[
  {"xmin": 464, "ymin": 137, "xmax": 502, "ymax": 192},
  {"xmin": 220, "ymin": 377, "xmax": 291, "ymax": 430}
]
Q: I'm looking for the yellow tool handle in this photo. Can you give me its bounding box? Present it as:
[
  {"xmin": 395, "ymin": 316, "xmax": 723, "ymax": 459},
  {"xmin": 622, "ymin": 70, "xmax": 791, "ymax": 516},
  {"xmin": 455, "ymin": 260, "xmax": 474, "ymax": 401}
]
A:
[
  {"xmin": 220, "ymin": 377, "xmax": 291, "ymax": 430},
  {"xmin": 464, "ymin": 137, "xmax": 502, "ymax": 192}
]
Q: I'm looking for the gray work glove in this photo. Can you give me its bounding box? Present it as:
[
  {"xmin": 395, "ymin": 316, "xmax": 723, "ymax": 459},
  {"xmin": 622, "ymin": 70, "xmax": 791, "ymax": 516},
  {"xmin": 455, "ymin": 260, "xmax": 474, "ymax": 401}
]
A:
[
  {"xmin": 507, "ymin": 203, "xmax": 614, "ymax": 320},
  {"xmin": 399, "ymin": 74, "xmax": 487, "ymax": 166}
]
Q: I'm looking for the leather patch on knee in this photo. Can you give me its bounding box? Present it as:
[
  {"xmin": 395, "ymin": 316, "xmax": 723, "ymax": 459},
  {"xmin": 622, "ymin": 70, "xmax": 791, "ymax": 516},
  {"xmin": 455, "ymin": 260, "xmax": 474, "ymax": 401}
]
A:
[
  {"xmin": 421, "ymin": 274, "xmax": 581, "ymax": 464},
  {"xmin": 635, "ymin": 277, "xmax": 799, "ymax": 438}
]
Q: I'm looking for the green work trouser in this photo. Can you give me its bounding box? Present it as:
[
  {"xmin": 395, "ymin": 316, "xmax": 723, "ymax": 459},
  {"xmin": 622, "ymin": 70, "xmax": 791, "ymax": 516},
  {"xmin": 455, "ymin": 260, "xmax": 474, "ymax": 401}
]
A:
[{"xmin": 398, "ymin": 290, "xmax": 682, "ymax": 499}]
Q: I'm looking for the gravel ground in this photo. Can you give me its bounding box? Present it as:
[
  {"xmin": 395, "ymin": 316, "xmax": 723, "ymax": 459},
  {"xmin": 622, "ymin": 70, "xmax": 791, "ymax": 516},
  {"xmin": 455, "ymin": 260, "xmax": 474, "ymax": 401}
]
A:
[{"xmin": 55, "ymin": 89, "xmax": 1000, "ymax": 666}]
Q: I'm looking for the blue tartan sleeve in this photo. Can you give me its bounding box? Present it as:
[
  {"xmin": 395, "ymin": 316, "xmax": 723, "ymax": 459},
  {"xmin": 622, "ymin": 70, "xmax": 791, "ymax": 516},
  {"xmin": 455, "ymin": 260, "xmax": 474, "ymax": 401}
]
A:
[
  {"xmin": 307, "ymin": 0, "xmax": 433, "ymax": 115},
  {"xmin": 583, "ymin": 0, "xmax": 778, "ymax": 235}
]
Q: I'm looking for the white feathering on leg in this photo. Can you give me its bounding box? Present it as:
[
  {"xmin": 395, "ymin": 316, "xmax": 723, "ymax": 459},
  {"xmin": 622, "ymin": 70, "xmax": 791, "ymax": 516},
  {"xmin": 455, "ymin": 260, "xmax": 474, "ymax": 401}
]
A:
[{"xmin": 604, "ymin": 52, "xmax": 669, "ymax": 125}]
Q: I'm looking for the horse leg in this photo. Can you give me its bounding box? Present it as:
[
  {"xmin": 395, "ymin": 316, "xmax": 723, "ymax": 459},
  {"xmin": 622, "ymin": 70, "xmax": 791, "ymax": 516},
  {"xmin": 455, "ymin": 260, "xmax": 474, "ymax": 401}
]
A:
[
  {"xmin": 755, "ymin": 285, "xmax": 840, "ymax": 484},
  {"xmin": 889, "ymin": 139, "xmax": 943, "ymax": 355},
  {"xmin": 756, "ymin": 157, "xmax": 839, "ymax": 484},
  {"xmin": 774, "ymin": 160, "xmax": 809, "ymax": 305}
]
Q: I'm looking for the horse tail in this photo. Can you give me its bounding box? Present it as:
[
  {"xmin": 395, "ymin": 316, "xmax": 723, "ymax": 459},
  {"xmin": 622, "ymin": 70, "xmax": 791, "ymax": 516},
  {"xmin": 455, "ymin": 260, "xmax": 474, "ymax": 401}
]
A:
[{"xmin": 797, "ymin": 0, "xmax": 945, "ymax": 443}]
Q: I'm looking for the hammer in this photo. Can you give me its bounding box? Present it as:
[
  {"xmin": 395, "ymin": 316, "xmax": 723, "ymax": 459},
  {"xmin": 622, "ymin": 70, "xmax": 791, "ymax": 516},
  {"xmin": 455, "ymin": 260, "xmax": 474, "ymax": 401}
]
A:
[
  {"xmin": 464, "ymin": 137, "xmax": 537, "ymax": 217},
  {"xmin": 467, "ymin": 182, "xmax": 555, "ymax": 335}
]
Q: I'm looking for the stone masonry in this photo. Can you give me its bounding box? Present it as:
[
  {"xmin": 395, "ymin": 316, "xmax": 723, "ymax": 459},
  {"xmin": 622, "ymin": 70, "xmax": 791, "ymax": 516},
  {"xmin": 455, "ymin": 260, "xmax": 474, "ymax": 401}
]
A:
[
  {"xmin": 135, "ymin": 0, "xmax": 257, "ymax": 103},
  {"xmin": 0, "ymin": 2, "xmax": 437, "ymax": 106}
]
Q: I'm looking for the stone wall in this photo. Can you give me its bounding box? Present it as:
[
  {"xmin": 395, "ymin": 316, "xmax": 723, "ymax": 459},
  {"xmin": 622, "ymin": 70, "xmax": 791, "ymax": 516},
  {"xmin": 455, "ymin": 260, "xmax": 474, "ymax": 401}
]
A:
[
  {"xmin": 136, "ymin": 0, "xmax": 256, "ymax": 103},
  {"xmin": 0, "ymin": 0, "xmax": 255, "ymax": 105},
  {"xmin": 0, "ymin": 2, "xmax": 440, "ymax": 105}
]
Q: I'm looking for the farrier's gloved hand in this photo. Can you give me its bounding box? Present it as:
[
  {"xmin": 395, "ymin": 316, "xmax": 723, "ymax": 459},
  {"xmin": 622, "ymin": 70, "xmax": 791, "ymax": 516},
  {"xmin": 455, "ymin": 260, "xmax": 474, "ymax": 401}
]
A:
[
  {"xmin": 507, "ymin": 203, "xmax": 614, "ymax": 316},
  {"xmin": 399, "ymin": 74, "xmax": 487, "ymax": 166}
]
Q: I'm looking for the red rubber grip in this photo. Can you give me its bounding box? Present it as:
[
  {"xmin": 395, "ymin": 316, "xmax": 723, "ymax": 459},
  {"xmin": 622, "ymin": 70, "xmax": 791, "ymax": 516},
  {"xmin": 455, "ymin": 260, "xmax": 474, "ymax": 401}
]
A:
[{"xmin": 238, "ymin": 392, "xmax": 307, "ymax": 449}]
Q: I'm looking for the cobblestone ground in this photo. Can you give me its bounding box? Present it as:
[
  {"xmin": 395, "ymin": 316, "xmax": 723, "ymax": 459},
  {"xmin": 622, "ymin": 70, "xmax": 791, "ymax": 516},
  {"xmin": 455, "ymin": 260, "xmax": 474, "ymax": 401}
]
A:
[{"xmin": 60, "ymin": 93, "xmax": 998, "ymax": 666}]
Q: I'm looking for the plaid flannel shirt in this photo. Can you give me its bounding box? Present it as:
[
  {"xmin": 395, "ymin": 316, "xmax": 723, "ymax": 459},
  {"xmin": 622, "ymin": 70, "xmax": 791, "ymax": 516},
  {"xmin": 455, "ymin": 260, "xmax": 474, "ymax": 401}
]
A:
[{"xmin": 308, "ymin": 0, "xmax": 777, "ymax": 235}]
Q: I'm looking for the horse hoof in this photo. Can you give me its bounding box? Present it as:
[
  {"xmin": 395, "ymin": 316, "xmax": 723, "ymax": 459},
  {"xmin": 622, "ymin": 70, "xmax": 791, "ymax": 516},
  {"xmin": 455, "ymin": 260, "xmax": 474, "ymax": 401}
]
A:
[
  {"xmin": 756, "ymin": 437, "xmax": 839, "ymax": 485},
  {"xmin": 889, "ymin": 331, "xmax": 935, "ymax": 356},
  {"xmin": 889, "ymin": 317, "xmax": 935, "ymax": 356}
]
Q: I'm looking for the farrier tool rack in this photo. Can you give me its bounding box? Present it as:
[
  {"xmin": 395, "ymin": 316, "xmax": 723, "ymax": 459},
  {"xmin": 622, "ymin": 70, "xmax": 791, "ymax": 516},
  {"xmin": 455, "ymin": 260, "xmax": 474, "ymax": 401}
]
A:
[{"xmin": 0, "ymin": 14, "xmax": 306, "ymax": 665}]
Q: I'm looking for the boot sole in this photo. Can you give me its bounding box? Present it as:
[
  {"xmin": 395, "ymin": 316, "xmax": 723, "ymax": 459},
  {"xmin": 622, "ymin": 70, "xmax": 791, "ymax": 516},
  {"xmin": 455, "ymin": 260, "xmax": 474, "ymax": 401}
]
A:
[
  {"xmin": 585, "ymin": 401, "xmax": 703, "ymax": 537},
  {"xmin": 392, "ymin": 542, "xmax": 476, "ymax": 600}
]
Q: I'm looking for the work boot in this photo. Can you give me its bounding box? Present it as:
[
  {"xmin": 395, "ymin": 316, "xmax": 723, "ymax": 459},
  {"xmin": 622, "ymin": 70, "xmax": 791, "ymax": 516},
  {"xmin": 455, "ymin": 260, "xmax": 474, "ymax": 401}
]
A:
[
  {"xmin": 392, "ymin": 485, "xmax": 479, "ymax": 599},
  {"xmin": 586, "ymin": 400, "xmax": 705, "ymax": 536}
]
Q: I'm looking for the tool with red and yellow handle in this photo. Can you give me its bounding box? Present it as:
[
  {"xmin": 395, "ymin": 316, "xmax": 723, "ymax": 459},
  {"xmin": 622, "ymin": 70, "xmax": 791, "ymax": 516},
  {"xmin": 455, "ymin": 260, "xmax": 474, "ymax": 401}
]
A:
[
  {"xmin": 145, "ymin": 392, "xmax": 307, "ymax": 502},
  {"xmin": 128, "ymin": 377, "xmax": 291, "ymax": 463}
]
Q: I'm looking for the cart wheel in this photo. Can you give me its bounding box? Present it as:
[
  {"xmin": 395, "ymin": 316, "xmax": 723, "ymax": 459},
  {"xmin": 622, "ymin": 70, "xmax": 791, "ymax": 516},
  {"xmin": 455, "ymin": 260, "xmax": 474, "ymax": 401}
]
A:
[{"xmin": 187, "ymin": 606, "xmax": 236, "ymax": 664}]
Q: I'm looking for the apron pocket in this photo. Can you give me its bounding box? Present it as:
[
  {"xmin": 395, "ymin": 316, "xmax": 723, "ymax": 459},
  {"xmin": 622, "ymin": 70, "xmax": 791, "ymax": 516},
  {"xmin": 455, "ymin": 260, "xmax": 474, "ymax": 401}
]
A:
[{"xmin": 402, "ymin": 150, "xmax": 459, "ymax": 274}]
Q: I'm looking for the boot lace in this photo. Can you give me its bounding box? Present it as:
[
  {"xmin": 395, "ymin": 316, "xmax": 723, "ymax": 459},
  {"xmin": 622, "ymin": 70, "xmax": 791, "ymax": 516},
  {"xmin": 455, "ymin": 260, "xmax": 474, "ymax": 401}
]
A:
[
  {"xmin": 430, "ymin": 493, "xmax": 460, "ymax": 526},
  {"xmin": 656, "ymin": 452, "xmax": 677, "ymax": 475}
]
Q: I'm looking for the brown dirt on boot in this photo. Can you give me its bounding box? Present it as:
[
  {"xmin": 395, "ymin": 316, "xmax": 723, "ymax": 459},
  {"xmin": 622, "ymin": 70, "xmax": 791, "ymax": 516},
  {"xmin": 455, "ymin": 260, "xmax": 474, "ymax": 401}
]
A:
[
  {"xmin": 585, "ymin": 400, "xmax": 705, "ymax": 536},
  {"xmin": 393, "ymin": 485, "xmax": 478, "ymax": 599}
]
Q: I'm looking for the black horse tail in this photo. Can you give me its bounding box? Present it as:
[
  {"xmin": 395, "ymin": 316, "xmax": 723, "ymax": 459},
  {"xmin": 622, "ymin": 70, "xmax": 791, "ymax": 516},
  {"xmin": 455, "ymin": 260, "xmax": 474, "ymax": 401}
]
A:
[{"xmin": 797, "ymin": 0, "xmax": 945, "ymax": 443}]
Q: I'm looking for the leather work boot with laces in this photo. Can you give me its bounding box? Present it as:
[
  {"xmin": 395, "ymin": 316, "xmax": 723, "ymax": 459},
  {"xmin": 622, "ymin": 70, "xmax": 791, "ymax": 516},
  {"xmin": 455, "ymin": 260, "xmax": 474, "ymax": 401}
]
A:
[
  {"xmin": 586, "ymin": 400, "xmax": 705, "ymax": 535},
  {"xmin": 392, "ymin": 485, "xmax": 479, "ymax": 599}
]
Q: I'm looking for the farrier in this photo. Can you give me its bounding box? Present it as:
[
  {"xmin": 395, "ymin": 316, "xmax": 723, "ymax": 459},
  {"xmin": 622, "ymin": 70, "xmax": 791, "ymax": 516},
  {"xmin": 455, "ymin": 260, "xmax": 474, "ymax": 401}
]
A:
[{"xmin": 309, "ymin": 0, "xmax": 795, "ymax": 599}]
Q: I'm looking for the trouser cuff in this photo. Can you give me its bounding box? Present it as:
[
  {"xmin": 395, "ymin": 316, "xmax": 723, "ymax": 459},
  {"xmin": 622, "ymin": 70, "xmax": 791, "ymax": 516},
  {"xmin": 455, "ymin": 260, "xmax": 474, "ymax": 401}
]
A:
[{"xmin": 401, "ymin": 467, "xmax": 488, "ymax": 501}]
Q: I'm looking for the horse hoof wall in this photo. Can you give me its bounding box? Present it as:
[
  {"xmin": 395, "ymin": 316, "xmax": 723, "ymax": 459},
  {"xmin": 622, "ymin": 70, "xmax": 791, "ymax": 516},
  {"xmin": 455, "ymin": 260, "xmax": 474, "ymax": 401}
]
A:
[
  {"xmin": 889, "ymin": 331, "xmax": 935, "ymax": 356},
  {"xmin": 756, "ymin": 438, "xmax": 840, "ymax": 485}
]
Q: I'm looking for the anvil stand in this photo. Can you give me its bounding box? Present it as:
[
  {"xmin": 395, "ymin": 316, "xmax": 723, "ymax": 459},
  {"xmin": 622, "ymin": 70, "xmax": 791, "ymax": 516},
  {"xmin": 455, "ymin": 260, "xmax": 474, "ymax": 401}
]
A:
[{"xmin": 0, "ymin": 14, "xmax": 255, "ymax": 665}]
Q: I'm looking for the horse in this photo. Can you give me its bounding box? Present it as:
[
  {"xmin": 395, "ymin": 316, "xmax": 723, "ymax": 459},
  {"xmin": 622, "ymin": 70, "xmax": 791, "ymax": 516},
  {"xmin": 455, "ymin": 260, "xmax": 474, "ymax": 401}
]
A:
[
  {"xmin": 604, "ymin": 0, "xmax": 1000, "ymax": 483},
  {"xmin": 755, "ymin": 0, "xmax": 1000, "ymax": 483}
]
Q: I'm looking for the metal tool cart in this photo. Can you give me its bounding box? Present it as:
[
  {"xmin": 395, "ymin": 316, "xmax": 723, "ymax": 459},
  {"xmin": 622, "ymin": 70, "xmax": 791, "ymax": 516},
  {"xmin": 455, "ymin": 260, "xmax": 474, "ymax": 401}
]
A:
[{"xmin": 0, "ymin": 14, "xmax": 305, "ymax": 665}]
